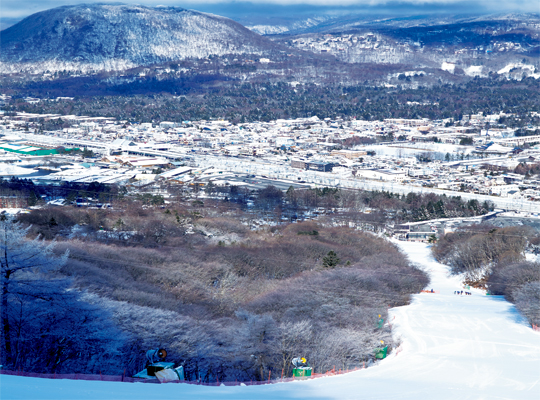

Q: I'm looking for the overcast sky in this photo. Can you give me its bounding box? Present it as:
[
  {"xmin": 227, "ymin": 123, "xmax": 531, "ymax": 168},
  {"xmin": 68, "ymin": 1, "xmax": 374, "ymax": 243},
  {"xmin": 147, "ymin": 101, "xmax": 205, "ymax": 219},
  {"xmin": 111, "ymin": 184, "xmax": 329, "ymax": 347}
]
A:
[{"xmin": 1, "ymin": 0, "xmax": 538, "ymax": 29}]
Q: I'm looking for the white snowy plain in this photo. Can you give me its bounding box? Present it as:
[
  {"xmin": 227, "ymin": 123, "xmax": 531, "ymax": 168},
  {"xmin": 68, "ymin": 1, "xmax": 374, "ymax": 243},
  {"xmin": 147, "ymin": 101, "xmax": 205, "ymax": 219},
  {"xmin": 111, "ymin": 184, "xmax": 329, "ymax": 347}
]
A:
[{"xmin": 1, "ymin": 242, "xmax": 539, "ymax": 400}]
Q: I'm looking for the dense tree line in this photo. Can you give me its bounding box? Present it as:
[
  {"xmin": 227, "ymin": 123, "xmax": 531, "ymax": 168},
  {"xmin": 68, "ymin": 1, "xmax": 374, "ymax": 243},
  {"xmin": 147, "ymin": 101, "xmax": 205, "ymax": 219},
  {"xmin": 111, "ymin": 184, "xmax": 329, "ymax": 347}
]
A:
[
  {"xmin": 4, "ymin": 77, "xmax": 540, "ymax": 124},
  {"xmin": 0, "ymin": 175, "xmax": 493, "ymax": 230},
  {"xmin": 216, "ymin": 184, "xmax": 493, "ymax": 226},
  {"xmin": 0, "ymin": 177, "xmax": 122, "ymax": 208},
  {"xmin": 0, "ymin": 177, "xmax": 42, "ymax": 206}
]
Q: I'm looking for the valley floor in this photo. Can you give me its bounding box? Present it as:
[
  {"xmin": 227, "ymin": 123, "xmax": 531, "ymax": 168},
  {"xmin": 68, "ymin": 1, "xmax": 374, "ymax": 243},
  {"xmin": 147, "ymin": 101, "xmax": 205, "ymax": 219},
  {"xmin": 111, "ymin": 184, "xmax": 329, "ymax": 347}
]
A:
[{"xmin": 1, "ymin": 242, "xmax": 539, "ymax": 400}]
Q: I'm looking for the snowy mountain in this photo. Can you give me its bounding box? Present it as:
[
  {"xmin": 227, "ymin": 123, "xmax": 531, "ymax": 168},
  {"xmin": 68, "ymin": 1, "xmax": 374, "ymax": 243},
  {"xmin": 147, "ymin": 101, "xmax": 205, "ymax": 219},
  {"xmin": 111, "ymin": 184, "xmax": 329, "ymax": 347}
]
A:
[
  {"xmin": 276, "ymin": 13, "xmax": 540, "ymax": 82},
  {"xmin": 0, "ymin": 4, "xmax": 279, "ymax": 73},
  {"xmin": 1, "ymin": 6, "xmax": 538, "ymax": 87},
  {"xmin": 265, "ymin": 12, "xmax": 540, "ymax": 34}
]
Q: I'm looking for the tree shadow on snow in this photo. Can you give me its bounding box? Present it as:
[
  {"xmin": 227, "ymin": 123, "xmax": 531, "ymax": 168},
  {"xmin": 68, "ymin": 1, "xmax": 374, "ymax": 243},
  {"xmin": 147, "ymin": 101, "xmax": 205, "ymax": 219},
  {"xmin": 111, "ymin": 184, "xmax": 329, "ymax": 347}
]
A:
[{"xmin": 485, "ymin": 295, "xmax": 530, "ymax": 326}]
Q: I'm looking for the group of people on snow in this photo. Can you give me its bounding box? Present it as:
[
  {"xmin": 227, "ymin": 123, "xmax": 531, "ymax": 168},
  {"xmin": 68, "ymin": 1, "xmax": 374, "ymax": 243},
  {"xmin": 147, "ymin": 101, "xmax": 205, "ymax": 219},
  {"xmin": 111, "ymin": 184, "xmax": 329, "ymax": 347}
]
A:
[{"xmin": 454, "ymin": 290, "xmax": 471, "ymax": 295}]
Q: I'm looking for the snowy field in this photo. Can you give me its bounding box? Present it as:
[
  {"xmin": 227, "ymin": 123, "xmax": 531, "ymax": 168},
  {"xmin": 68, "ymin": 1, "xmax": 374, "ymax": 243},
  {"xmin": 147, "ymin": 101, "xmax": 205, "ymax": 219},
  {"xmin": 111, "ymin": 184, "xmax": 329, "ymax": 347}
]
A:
[
  {"xmin": 362, "ymin": 142, "xmax": 474, "ymax": 160},
  {"xmin": 0, "ymin": 163, "xmax": 37, "ymax": 176},
  {"xmin": 2, "ymin": 242, "xmax": 539, "ymax": 400}
]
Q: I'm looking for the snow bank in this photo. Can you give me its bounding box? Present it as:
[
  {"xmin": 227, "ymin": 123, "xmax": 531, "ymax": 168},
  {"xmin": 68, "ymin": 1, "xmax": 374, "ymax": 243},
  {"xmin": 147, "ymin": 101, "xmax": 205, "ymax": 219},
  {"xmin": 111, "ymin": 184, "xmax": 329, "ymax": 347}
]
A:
[
  {"xmin": 497, "ymin": 63, "xmax": 534, "ymax": 75},
  {"xmin": 2, "ymin": 242, "xmax": 539, "ymax": 400},
  {"xmin": 441, "ymin": 62, "xmax": 455, "ymax": 73},
  {"xmin": 247, "ymin": 25, "xmax": 289, "ymax": 35},
  {"xmin": 0, "ymin": 163, "xmax": 37, "ymax": 176},
  {"xmin": 497, "ymin": 63, "xmax": 540, "ymax": 79},
  {"xmin": 464, "ymin": 65, "xmax": 483, "ymax": 77}
]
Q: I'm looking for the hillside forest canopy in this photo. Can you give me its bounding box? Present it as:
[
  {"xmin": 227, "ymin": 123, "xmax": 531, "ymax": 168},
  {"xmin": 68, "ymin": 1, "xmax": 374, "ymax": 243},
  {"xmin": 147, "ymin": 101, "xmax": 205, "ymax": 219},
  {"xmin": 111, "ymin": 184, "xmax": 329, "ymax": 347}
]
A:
[
  {"xmin": 2, "ymin": 193, "xmax": 429, "ymax": 382},
  {"xmin": 3, "ymin": 77, "xmax": 540, "ymax": 125}
]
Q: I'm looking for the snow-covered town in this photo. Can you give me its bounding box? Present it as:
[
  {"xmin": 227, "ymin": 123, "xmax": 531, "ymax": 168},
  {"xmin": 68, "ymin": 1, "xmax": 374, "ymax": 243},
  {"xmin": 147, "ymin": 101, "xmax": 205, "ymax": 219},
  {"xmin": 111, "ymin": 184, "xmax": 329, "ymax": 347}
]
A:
[{"xmin": 2, "ymin": 107, "xmax": 540, "ymax": 214}]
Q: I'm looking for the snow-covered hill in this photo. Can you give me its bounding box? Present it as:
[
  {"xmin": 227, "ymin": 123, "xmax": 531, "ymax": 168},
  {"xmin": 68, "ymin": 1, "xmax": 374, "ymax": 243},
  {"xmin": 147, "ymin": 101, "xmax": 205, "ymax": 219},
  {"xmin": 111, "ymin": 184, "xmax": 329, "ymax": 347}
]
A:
[
  {"xmin": 277, "ymin": 13, "xmax": 540, "ymax": 80},
  {"xmin": 0, "ymin": 4, "xmax": 278, "ymax": 74},
  {"xmin": 246, "ymin": 16, "xmax": 330, "ymax": 35},
  {"xmin": 2, "ymin": 242, "xmax": 538, "ymax": 400}
]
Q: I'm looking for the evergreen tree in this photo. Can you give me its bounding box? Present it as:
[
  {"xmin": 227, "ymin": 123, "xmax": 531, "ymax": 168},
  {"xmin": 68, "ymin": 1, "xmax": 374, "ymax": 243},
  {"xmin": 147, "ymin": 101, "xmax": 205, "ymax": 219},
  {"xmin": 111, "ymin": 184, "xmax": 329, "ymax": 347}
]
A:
[
  {"xmin": 322, "ymin": 251, "xmax": 340, "ymax": 268},
  {"xmin": 27, "ymin": 190, "xmax": 40, "ymax": 207}
]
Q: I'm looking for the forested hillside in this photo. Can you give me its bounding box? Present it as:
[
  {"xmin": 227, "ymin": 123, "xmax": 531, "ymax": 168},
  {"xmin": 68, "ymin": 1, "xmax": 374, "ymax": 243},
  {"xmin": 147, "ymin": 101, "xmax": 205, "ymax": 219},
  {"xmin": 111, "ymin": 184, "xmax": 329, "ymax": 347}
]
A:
[
  {"xmin": 0, "ymin": 4, "xmax": 280, "ymax": 73},
  {"xmin": 2, "ymin": 197, "xmax": 428, "ymax": 382},
  {"xmin": 5, "ymin": 78, "xmax": 540, "ymax": 123}
]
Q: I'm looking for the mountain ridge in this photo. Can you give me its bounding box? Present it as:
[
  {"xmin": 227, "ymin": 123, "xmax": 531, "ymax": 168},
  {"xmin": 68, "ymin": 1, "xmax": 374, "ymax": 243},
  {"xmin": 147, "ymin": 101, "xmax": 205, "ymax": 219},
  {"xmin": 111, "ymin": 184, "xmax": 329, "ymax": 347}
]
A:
[{"xmin": 0, "ymin": 4, "xmax": 279, "ymax": 73}]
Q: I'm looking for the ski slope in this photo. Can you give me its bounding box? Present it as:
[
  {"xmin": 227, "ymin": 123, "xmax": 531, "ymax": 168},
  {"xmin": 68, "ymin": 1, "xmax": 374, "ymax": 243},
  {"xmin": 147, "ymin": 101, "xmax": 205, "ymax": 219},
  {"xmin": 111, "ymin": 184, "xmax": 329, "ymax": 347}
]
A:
[{"xmin": 2, "ymin": 242, "xmax": 539, "ymax": 400}]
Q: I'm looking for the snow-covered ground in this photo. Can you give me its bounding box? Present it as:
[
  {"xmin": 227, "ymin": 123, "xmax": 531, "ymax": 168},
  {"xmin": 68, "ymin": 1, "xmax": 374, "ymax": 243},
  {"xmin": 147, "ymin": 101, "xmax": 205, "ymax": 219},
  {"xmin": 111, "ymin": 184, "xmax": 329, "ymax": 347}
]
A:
[
  {"xmin": 0, "ymin": 163, "xmax": 37, "ymax": 176},
  {"xmin": 2, "ymin": 242, "xmax": 539, "ymax": 400},
  {"xmin": 362, "ymin": 142, "xmax": 474, "ymax": 160}
]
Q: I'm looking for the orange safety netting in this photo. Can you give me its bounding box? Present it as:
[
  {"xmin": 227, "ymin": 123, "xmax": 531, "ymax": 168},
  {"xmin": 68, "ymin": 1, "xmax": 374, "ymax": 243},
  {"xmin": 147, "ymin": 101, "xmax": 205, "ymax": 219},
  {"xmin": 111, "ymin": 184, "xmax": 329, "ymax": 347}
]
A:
[{"xmin": 0, "ymin": 365, "xmax": 368, "ymax": 386}]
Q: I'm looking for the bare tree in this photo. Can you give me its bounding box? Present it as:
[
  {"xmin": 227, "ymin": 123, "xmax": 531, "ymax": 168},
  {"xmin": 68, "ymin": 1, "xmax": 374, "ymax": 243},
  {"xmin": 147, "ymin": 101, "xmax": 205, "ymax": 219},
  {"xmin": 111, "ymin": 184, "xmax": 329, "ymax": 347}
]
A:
[
  {"xmin": 0, "ymin": 215, "xmax": 68, "ymax": 367},
  {"xmin": 278, "ymin": 320, "xmax": 312, "ymax": 376}
]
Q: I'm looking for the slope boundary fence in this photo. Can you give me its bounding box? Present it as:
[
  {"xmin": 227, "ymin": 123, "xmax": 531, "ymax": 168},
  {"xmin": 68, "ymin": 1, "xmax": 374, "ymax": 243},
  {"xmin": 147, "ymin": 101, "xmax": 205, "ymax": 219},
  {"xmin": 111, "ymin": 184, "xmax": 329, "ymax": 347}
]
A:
[{"xmin": 0, "ymin": 366, "xmax": 368, "ymax": 386}]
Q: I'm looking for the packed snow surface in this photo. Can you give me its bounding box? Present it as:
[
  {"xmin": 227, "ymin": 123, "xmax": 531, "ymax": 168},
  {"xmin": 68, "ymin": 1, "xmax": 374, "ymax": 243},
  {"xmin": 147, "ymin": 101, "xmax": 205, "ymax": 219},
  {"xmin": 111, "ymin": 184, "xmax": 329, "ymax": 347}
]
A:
[
  {"xmin": 441, "ymin": 62, "xmax": 456, "ymax": 73},
  {"xmin": 362, "ymin": 142, "xmax": 473, "ymax": 159},
  {"xmin": 464, "ymin": 65, "xmax": 484, "ymax": 77},
  {"xmin": 2, "ymin": 242, "xmax": 539, "ymax": 399},
  {"xmin": 0, "ymin": 164, "xmax": 37, "ymax": 176}
]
